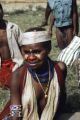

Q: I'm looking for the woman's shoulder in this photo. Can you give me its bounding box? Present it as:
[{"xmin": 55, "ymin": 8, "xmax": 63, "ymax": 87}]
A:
[
  {"xmin": 57, "ymin": 61, "xmax": 67, "ymax": 71},
  {"xmin": 12, "ymin": 64, "xmax": 26, "ymax": 78},
  {"xmin": 53, "ymin": 61, "xmax": 67, "ymax": 72},
  {"xmin": 11, "ymin": 64, "xmax": 27, "ymax": 88}
]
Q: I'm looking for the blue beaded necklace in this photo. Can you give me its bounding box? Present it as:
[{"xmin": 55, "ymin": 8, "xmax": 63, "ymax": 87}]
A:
[{"xmin": 28, "ymin": 58, "xmax": 54, "ymax": 83}]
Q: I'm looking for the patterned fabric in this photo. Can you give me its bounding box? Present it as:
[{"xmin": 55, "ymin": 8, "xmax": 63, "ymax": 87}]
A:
[
  {"xmin": 58, "ymin": 36, "xmax": 80, "ymax": 66},
  {"xmin": 48, "ymin": 0, "xmax": 72, "ymax": 27}
]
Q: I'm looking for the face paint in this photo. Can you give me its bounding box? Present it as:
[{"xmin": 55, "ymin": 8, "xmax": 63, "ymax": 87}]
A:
[{"xmin": 21, "ymin": 43, "xmax": 48, "ymax": 69}]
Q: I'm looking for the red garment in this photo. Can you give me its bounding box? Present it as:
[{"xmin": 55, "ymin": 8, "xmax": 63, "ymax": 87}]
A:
[
  {"xmin": 0, "ymin": 59, "xmax": 15, "ymax": 89},
  {"xmin": 0, "ymin": 59, "xmax": 15, "ymax": 120}
]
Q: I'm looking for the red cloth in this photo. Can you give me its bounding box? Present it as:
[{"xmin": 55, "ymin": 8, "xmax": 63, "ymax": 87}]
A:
[
  {"xmin": 0, "ymin": 59, "xmax": 15, "ymax": 120},
  {"xmin": 0, "ymin": 59, "xmax": 15, "ymax": 89}
]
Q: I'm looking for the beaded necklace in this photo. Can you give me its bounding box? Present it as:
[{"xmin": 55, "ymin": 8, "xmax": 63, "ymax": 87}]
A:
[
  {"xmin": 28, "ymin": 59, "xmax": 53, "ymax": 83},
  {"xmin": 35, "ymin": 60, "xmax": 51, "ymax": 98}
]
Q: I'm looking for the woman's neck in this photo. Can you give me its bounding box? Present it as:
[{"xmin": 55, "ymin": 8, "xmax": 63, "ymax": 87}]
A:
[
  {"xmin": 28, "ymin": 58, "xmax": 54, "ymax": 83},
  {"xmin": 34, "ymin": 61, "xmax": 48, "ymax": 74}
]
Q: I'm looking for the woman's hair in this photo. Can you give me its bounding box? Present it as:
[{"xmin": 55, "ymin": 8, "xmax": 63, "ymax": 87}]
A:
[{"xmin": 25, "ymin": 27, "xmax": 51, "ymax": 52}]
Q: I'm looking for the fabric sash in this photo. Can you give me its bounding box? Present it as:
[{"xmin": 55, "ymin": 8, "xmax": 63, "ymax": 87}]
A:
[
  {"xmin": 6, "ymin": 22, "xmax": 24, "ymax": 71},
  {"xmin": 22, "ymin": 68, "xmax": 60, "ymax": 120}
]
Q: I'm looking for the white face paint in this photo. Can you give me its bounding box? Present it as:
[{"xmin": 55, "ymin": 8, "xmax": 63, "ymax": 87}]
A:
[
  {"xmin": 21, "ymin": 43, "xmax": 48, "ymax": 69},
  {"xmin": 24, "ymin": 50, "xmax": 41, "ymax": 60}
]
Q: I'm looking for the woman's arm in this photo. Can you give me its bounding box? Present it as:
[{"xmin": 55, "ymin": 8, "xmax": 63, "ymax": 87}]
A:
[
  {"xmin": 10, "ymin": 68, "xmax": 22, "ymax": 120},
  {"xmin": 56, "ymin": 62, "xmax": 67, "ymax": 115}
]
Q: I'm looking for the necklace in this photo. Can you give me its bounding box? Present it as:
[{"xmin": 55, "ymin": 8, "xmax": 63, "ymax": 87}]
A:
[{"xmin": 35, "ymin": 61, "xmax": 51, "ymax": 99}]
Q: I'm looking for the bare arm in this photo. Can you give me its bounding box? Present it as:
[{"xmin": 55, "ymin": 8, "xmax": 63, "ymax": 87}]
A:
[
  {"xmin": 41, "ymin": 2, "xmax": 52, "ymax": 26},
  {"xmin": 56, "ymin": 61, "xmax": 67, "ymax": 115},
  {"xmin": 48, "ymin": 12, "xmax": 55, "ymax": 36},
  {"xmin": 58, "ymin": 62, "xmax": 67, "ymax": 81},
  {"xmin": 72, "ymin": 0, "xmax": 79, "ymax": 35},
  {"xmin": 10, "ymin": 68, "xmax": 22, "ymax": 120}
]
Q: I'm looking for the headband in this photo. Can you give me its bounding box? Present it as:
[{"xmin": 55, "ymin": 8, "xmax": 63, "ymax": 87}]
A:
[{"xmin": 21, "ymin": 31, "xmax": 51, "ymax": 45}]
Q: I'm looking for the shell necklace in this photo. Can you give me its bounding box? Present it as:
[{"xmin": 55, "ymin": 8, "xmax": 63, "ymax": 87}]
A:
[{"xmin": 35, "ymin": 61, "xmax": 51, "ymax": 99}]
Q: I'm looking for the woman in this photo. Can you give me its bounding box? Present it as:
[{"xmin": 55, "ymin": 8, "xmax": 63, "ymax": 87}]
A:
[{"xmin": 10, "ymin": 27, "xmax": 67, "ymax": 120}]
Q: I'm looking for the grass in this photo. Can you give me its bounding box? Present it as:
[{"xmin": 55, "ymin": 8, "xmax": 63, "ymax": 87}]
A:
[{"xmin": 0, "ymin": 7, "xmax": 80, "ymax": 112}]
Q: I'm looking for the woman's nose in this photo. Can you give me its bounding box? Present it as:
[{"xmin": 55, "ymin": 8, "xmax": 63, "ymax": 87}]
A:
[{"xmin": 27, "ymin": 54, "xmax": 37, "ymax": 61}]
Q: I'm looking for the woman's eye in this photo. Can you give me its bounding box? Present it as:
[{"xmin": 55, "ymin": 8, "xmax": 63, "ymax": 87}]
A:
[
  {"xmin": 24, "ymin": 50, "xmax": 42, "ymax": 54},
  {"xmin": 24, "ymin": 51, "xmax": 29, "ymax": 54},
  {"xmin": 26, "ymin": 50, "xmax": 41, "ymax": 54},
  {"xmin": 33, "ymin": 50, "xmax": 41, "ymax": 54}
]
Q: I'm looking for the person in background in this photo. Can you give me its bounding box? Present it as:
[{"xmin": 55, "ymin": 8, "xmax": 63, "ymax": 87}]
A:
[
  {"xmin": 41, "ymin": 0, "xmax": 79, "ymax": 49},
  {"xmin": 0, "ymin": 3, "xmax": 23, "ymax": 119},
  {"xmin": 9, "ymin": 27, "xmax": 67, "ymax": 120}
]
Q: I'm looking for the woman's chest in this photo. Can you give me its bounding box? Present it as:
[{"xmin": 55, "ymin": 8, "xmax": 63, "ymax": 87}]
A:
[{"xmin": 32, "ymin": 80, "xmax": 49, "ymax": 116}]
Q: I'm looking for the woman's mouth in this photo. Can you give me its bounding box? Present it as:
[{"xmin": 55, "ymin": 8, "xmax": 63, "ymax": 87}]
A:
[{"xmin": 27, "ymin": 61, "xmax": 37, "ymax": 66}]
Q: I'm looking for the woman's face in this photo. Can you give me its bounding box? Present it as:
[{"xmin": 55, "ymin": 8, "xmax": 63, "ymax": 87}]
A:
[{"xmin": 21, "ymin": 43, "xmax": 48, "ymax": 69}]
